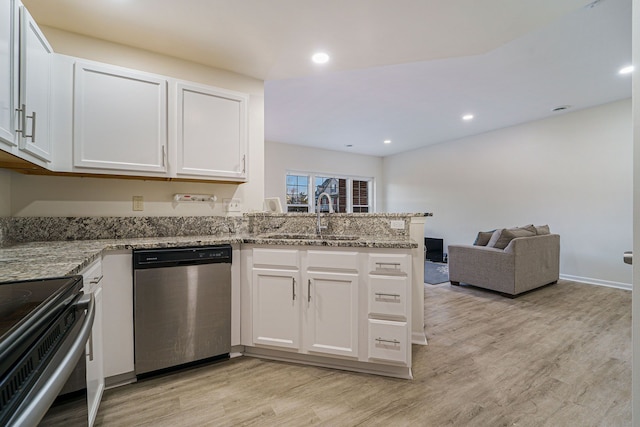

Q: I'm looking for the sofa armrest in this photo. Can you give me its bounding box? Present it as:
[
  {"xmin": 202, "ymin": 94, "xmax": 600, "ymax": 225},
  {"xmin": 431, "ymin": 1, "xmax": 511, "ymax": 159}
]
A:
[
  {"xmin": 447, "ymin": 244, "xmax": 515, "ymax": 293},
  {"xmin": 504, "ymin": 234, "xmax": 560, "ymax": 293}
]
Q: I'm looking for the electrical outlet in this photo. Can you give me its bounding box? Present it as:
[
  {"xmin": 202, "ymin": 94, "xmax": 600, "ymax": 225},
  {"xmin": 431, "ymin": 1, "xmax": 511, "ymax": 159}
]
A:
[
  {"xmin": 132, "ymin": 196, "xmax": 144, "ymax": 211},
  {"xmin": 224, "ymin": 198, "xmax": 241, "ymax": 213},
  {"xmin": 390, "ymin": 220, "xmax": 405, "ymax": 230}
]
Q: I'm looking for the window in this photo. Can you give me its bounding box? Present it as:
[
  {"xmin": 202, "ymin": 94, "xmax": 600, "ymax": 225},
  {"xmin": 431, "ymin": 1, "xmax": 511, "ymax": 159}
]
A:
[
  {"xmin": 286, "ymin": 174, "xmax": 310, "ymax": 212},
  {"xmin": 286, "ymin": 172, "xmax": 373, "ymax": 213}
]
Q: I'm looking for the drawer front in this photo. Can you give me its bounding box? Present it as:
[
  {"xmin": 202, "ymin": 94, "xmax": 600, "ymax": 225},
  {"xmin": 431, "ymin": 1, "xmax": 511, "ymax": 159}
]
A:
[
  {"xmin": 253, "ymin": 248, "xmax": 299, "ymax": 268},
  {"xmin": 368, "ymin": 275, "xmax": 408, "ymax": 319},
  {"xmin": 368, "ymin": 253, "xmax": 410, "ymax": 276},
  {"xmin": 307, "ymin": 250, "xmax": 358, "ymax": 271},
  {"xmin": 368, "ymin": 319, "xmax": 408, "ymax": 365}
]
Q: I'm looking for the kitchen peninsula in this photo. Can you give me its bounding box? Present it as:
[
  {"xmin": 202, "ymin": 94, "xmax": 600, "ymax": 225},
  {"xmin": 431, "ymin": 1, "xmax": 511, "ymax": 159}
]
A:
[{"xmin": 0, "ymin": 213, "xmax": 428, "ymax": 380}]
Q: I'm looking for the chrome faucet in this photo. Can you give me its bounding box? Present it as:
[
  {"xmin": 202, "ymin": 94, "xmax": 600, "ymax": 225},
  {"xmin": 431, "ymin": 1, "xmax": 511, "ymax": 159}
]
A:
[{"xmin": 316, "ymin": 192, "xmax": 334, "ymax": 234}]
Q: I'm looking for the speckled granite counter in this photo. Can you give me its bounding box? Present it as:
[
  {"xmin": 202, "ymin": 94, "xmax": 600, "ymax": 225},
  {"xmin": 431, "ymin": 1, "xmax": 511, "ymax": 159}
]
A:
[{"xmin": 0, "ymin": 234, "xmax": 417, "ymax": 282}]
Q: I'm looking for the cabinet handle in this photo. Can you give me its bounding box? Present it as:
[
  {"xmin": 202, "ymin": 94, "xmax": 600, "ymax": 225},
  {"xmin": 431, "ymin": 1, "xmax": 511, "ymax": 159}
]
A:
[
  {"xmin": 375, "ymin": 337, "xmax": 401, "ymax": 345},
  {"xmin": 308, "ymin": 279, "xmax": 311, "ymax": 302},
  {"xmin": 15, "ymin": 105, "xmax": 24, "ymax": 134},
  {"xmin": 376, "ymin": 262, "xmax": 401, "ymax": 268},
  {"xmin": 242, "ymin": 155, "xmax": 246, "ymax": 173},
  {"xmin": 292, "ymin": 278, "xmax": 296, "ymax": 300},
  {"xmin": 88, "ymin": 331, "xmax": 94, "ymax": 362},
  {"xmin": 375, "ymin": 292, "xmax": 401, "ymax": 299},
  {"xmin": 89, "ymin": 275, "xmax": 103, "ymax": 285},
  {"xmin": 25, "ymin": 111, "xmax": 36, "ymax": 142},
  {"xmin": 161, "ymin": 145, "xmax": 166, "ymax": 167}
]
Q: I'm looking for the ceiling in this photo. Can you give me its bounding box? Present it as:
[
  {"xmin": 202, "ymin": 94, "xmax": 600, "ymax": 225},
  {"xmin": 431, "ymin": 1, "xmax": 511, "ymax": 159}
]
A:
[{"xmin": 23, "ymin": 0, "xmax": 632, "ymax": 156}]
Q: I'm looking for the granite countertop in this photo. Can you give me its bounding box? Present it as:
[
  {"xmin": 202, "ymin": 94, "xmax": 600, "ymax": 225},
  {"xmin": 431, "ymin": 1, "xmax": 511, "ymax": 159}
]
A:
[{"xmin": 0, "ymin": 234, "xmax": 417, "ymax": 282}]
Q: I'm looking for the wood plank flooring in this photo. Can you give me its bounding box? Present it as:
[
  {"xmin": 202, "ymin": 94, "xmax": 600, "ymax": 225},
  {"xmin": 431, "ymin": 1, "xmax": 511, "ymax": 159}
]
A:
[{"xmin": 94, "ymin": 280, "xmax": 631, "ymax": 426}]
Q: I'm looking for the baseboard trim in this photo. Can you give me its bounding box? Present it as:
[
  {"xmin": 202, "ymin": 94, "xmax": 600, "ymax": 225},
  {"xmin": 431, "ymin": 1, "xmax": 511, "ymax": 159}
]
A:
[
  {"xmin": 412, "ymin": 331, "xmax": 428, "ymax": 346},
  {"xmin": 559, "ymin": 274, "xmax": 631, "ymax": 291}
]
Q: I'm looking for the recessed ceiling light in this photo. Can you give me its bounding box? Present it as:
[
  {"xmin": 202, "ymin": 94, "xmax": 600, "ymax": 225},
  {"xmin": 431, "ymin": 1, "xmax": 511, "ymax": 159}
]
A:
[
  {"xmin": 462, "ymin": 114, "xmax": 474, "ymax": 121},
  {"xmin": 312, "ymin": 52, "xmax": 330, "ymax": 64},
  {"xmin": 619, "ymin": 65, "xmax": 634, "ymax": 75},
  {"xmin": 383, "ymin": 140, "xmax": 392, "ymax": 144}
]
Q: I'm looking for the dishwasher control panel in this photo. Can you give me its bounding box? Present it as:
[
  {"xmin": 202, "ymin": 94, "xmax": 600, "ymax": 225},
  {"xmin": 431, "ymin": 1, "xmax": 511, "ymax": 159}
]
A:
[{"xmin": 133, "ymin": 245, "xmax": 232, "ymax": 269}]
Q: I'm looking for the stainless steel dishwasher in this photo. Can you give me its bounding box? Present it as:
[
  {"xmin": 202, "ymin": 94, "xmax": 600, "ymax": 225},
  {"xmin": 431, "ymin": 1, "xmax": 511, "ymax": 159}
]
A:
[{"xmin": 133, "ymin": 245, "xmax": 231, "ymax": 376}]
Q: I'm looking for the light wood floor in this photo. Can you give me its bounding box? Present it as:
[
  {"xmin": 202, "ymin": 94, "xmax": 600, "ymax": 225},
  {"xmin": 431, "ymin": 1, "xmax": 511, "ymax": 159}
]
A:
[{"xmin": 94, "ymin": 280, "xmax": 631, "ymax": 426}]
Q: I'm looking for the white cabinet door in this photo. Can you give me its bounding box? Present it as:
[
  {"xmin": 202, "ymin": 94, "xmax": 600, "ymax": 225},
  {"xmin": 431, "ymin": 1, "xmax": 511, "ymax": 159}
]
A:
[
  {"xmin": 252, "ymin": 269, "xmax": 300, "ymax": 350},
  {"xmin": 0, "ymin": 0, "xmax": 17, "ymax": 148},
  {"xmin": 74, "ymin": 61, "xmax": 168, "ymax": 174},
  {"xmin": 17, "ymin": 5, "xmax": 52, "ymax": 162},
  {"xmin": 304, "ymin": 271, "xmax": 359, "ymax": 358},
  {"xmin": 176, "ymin": 82, "xmax": 247, "ymax": 180}
]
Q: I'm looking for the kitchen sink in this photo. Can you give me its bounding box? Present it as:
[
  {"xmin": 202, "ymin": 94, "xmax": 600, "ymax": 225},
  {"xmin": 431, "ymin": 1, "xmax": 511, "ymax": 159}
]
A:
[{"xmin": 259, "ymin": 233, "xmax": 360, "ymax": 241}]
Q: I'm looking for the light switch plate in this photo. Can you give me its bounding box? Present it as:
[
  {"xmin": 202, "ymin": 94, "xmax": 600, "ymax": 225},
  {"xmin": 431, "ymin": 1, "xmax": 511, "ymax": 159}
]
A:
[
  {"xmin": 132, "ymin": 196, "xmax": 144, "ymax": 211},
  {"xmin": 390, "ymin": 220, "xmax": 405, "ymax": 229}
]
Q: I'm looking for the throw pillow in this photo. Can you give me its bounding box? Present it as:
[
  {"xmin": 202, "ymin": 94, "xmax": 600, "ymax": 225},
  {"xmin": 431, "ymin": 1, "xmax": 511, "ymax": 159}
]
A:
[
  {"xmin": 520, "ymin": 224, "xmax": 537, "ymax": 234},
  {"xmin": 473, "ymin": 230, "xmax": 495, "ymax": 246},
  {"xmin": 487, "ymin": 229, "xmax": 504, "ymax": 248},
  {"xmin": 535, "ymin": 224, "xmax": 550, "ymax": 235}
]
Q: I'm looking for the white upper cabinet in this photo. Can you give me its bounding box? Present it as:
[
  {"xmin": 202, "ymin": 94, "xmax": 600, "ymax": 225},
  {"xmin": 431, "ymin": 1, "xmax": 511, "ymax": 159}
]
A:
[
  {"xmin": 176, "ymin": 82, "xmax": 248, "ymax": 181},
  {"xmin": 0, "ymin": 0, "xmax": 17, "ymax": 148},
  {"xmin": 17, "ymin": 4, "xmax": 53, "ymax": 162},
  {"xmin": 0, "ymin": 1, "xmax": 53, "ymax": 166},
  {"xmin": 73, "ymin": 61, "xmax": 168, "ymax": 174}
]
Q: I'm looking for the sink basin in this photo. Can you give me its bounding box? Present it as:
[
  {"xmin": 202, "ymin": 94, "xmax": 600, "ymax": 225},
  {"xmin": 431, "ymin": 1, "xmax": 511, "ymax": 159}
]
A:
[{"xmin": 260, "ymin": 233, "xmax": 359, "ymax": 241}]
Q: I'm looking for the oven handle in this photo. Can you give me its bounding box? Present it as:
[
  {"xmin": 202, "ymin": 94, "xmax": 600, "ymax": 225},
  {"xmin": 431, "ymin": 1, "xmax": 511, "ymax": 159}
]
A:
[{"xmin": 10, "ymin": 293, "xmax": 95, "ymax": 427}]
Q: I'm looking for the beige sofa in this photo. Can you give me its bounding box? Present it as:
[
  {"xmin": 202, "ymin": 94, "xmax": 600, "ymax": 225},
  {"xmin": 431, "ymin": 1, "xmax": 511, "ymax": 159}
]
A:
[{"xmin": 448, "ymin": 233, "xmax": 560, "ymax": 297}]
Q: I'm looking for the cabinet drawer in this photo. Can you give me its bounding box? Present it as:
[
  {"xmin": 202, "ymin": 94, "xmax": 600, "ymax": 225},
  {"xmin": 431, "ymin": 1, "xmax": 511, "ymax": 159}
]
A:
[
  {"xmin": 368, "ymin": 275, "xmax": 408, "ymax": 319},
  {"xmin": 307, "ymin": 250, "xmax": 358, "ymax": 271},
  {"xmin": 368, "ymin": 253, "xmax": 410, "ymax": 276},
  {"xmin": 368, "ymin": 319, "xmax": 409, "ymax": 365},
  {"xmin": 253, "ymin": 248, "xmax": 299, "ymax": 268}
]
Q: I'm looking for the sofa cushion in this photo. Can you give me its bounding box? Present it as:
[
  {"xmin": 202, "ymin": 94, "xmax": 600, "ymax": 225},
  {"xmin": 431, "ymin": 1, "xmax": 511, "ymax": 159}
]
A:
[
  {"xmin": 535, "ymin": 224, "xmax": 550, "ymax": 235},
  {"xmin": 474, "ymin": 230, "xmax": 495, "ymax": 246},
  {"xmin": 521, "ymin": 224, "xmax": 537, "ymax": 234}
]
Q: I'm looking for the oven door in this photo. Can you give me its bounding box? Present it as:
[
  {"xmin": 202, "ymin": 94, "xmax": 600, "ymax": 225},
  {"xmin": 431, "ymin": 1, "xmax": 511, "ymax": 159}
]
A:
[{"xmin": 5, "ymin": 294, "xmax": 95, "ymax": 427}]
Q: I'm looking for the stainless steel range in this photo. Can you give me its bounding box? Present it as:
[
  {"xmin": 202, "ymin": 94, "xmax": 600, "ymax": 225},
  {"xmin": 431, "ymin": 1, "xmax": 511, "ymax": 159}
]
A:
[{"xmin": 0, "ymin": 276, "xmax": 94, "ymax": 426}]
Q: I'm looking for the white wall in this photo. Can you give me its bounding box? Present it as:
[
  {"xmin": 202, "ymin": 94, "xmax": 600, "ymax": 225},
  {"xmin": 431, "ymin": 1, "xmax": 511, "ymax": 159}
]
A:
[
  {"xmin": 630, "ymin": 0, "xmax": 638, "ymax": 422},
  {"xmin": 265, "ymin": 141, "xmax": 383, "ymax": 211},
  {"xmin": 1, "ymin": 27, "xmax": 264, "ymax": 217},
  {"xmin": 383, "ymin": 99, "xmax": 633, "ymax": 287}
]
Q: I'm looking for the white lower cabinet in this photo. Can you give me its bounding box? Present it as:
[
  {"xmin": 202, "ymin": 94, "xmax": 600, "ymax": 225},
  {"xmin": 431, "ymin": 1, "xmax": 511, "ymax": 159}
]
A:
[
  {"xmin": 252, "ymin": 268, "xmax": 300, "ymax": 349},
  {"xmin": 367, "ymin": 253, "xmax": 411, "ymax": 366},
  {"xmin": 304, "ymin": 271, "xmax": 359, "ymax": 358},
  {"xmin": 247, "ymin": 246, "xmax": 412, "ymax": 378},
  {"xmin": 101, "ymin": 250, "xmax": 135, "ymax": 382},
  {"xmin": 80, "ymin": 258, "xmax": 105, "ymax": 427}
]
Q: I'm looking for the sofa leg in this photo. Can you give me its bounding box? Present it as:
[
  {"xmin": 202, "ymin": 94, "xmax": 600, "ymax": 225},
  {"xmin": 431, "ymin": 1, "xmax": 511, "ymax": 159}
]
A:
[{"xmin": 450, "ymin": 281, "xmax": 460, "ymax": 286}]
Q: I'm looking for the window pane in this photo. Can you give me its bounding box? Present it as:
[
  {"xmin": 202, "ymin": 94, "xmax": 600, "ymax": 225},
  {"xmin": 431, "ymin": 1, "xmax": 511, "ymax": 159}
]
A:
[
  {"xmin": 315, "ymin": 176, "xmax": 346, "ymax": 213},
  {"xmin": 352, "ymin": 180, "xmax": 369, "ymax": 213},
  {"xmin": 286, "ymin": 174, "xmax": 309, "ymax": 212}
]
